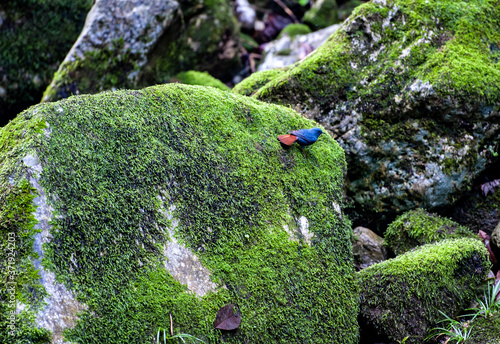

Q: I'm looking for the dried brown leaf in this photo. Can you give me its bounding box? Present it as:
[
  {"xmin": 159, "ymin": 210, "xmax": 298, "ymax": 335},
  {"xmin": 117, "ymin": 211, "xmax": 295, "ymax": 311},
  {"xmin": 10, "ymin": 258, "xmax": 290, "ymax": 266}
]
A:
[{"xmin": 214, "ymin": 303, "xmax": 241, "ymax": 330}]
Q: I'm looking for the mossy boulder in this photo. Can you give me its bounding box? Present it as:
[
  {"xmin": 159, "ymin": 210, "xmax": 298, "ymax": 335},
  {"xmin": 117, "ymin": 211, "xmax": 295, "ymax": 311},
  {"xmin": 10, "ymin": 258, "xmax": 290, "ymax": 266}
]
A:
[
  {"xmin": 1, "ymin": 84, "xmax": 359, "ymax": 343},
  {"xmin": 244, "ymin": 0, "xmax": 500, "ymax": 221},
  {"xmin": 358, "ymin": 238, "xmax": 490, "ymax": 344},
  {"xmin": 42, "ymin": 0, "xmax": 241, "ymax": 103},
  {"xmin": 385, "ymin": 208, "xmax": 473, "ymax": 255},
  {"xmin": 0, "ymin": 0, "xmax": 92, "ymax": 126}
]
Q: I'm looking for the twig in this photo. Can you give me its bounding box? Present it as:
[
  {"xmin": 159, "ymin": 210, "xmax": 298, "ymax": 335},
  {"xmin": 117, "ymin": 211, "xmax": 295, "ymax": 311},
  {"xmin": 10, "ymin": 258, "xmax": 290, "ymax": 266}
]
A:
[
  {"xmin": 273, "ymin": 0, "xmax": 298, "ymax": 23},
  {"xmin": 170, "ymin": 313, "xmax": 173, "ymax": 336}
]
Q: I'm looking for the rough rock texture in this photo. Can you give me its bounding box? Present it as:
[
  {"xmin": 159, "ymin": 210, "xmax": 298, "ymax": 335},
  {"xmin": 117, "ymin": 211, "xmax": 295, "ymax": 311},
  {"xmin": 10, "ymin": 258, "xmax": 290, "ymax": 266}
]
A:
[
  {"xmin": 385, "ymin": 208, "xmax": 473, "ymax": 255},
  {"xmin": 358, "ymin": 238, "xmax": 489, "ymax": 344},
  {"xmin": 352, "ymin": 226, "xmax": 387, "ymax": 270},
  {"xmin": 0, "ymin": 0, "xmax": 92, "ymax": 126},
  {"xmin": 1, "ymin": 84, "xmax": 358, "ymax": 343},
  {"xmin": 42, "ymin": 0, "xmax": 241, "ymax": 102},
  {"xmin": 258, "ymin": 24, "xmax": 340, "ymax": 71},
  {"xmin": 240, "ymin": 0, "xmax": 500, "ymax": 221}
]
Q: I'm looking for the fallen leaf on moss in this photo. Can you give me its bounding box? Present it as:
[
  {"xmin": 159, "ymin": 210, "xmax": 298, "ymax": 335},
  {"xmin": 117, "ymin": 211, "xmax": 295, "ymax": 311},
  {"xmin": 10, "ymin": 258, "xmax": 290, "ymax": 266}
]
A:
[{"xmin": 214, "ymin": 303, "xmax": 241, "ymax": 330}]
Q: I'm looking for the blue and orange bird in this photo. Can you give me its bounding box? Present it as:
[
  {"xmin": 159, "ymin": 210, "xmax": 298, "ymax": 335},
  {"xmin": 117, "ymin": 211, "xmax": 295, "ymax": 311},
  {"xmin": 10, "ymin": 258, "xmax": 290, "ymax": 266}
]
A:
[{"xmin": 278, "ymin": 127, "xmax": 323, "ymax": 148}]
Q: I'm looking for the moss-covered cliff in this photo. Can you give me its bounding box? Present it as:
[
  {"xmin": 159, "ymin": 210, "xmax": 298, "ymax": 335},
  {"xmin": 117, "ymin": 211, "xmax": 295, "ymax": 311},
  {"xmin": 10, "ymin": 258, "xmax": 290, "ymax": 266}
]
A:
[{"xmin": 1, "ymin": 84, "xmax": 358, "ymax": 343}]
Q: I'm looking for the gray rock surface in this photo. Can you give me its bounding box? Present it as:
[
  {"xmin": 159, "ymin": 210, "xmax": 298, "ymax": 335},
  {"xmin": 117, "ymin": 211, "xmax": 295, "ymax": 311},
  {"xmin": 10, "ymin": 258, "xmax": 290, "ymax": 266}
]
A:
[
  {"xmin": 352, "ymin": 226, "xmax": 387, "ymax": 270},
  {"xmin": 258, "ymin": 24, "xmax": 340, "ymax": 71}
]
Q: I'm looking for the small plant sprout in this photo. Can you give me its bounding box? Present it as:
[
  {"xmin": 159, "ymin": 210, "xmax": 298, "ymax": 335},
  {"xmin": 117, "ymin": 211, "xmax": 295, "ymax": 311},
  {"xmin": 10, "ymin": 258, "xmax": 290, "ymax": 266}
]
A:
[
  {"xmin": 466, "ymin": 280, "xmax": 500, "ymax": 320},
  {"xmin": 426, "ymin": 311, "xmax": 473, "ymax": 343},
  {"xmin": 486, "ymin": 144, "xmax": 499, "ymax": 157}
]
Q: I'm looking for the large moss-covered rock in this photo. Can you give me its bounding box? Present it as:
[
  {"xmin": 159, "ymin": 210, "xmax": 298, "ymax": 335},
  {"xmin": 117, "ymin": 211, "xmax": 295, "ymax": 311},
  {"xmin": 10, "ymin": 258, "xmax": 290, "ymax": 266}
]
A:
[
  {"xmin": 0, "ymin": 0, "xmax": 92, "ymax": 126},
  {"xmin": 42, "ymin": 0, "xmax": 241, "ymax": 103},
  {"xmin": 1, "ymin": 84, "xmax": 358, "ymax": 343},
  {"xmin": 358, "ymin": 238, "xmax": 489, "ymax": 344},
  {"xmin": 241, "ymin": 0, "xmax": 500, "ymax": 220},
  {"xmin": 385, "ymin": 208, "xmax": 473, "ymax": 255}
]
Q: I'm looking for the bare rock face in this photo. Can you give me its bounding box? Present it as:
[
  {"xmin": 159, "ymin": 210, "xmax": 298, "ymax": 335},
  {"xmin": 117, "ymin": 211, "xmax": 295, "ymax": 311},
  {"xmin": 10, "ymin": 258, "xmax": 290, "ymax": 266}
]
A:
[
  {"xmin": 244, "ymin": 0, "xmax": 500, "ymax": 222},
  {"xmin": 352, "ymin": 226, "xmax": 387, "ymax": 270}
]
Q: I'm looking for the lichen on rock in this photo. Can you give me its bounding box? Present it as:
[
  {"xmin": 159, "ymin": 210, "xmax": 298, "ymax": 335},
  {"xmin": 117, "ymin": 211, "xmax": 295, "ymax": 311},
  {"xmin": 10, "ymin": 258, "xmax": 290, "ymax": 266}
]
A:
[{"xmin": 2, "ymin": 84, "xmax": 358, "ymax": 343}]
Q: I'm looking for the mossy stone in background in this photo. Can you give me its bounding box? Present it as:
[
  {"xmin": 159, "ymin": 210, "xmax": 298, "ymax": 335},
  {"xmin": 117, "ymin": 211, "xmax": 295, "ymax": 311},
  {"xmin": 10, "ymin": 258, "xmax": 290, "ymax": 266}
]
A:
[
  {"xmin": 233, "ymin": 68, "xmax": 289, "ymax": 96},
  {"xmin": 358, "ymin": 238, "xmax": 490, "ymax": 344},
  {"xmin": 384, "ymin": 208, "xmax": 473, "ymax": 255},
  {"xmin": 2, "ymin": 84, "xmax": 359, "ymax": 343},
  {"xmin": 170, "ymin": 71, "xmax": 230, "ymax": 91},
  {"xmin": 277, "ymin": 23, "xmax": 312, "ymax": 39},
  {"xmin": 303, "ymin": 0, "xmax": 339, "ymax": 30},
  {"xmin": 0, "ymin": 0, "xmax": 92, "ymax": 126}
]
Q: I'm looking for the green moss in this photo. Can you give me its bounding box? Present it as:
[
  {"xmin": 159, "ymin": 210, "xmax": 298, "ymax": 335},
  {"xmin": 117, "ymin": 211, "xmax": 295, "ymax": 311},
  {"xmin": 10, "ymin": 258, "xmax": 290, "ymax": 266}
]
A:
[
  {"xmin": 358, "ymin": 238, "xmax": 490, "ymax": 344},
  {"xmin": 171, "ymin": 71, "xmax": 230, "ymax": 91},
  {"xmin": 277, "ymin": 24, "xmax": 312, "ymax": 39},
  {"xmin": 14, "ymin": 84, "xmax": 360, "ymax": 343},
  {"xmin": 0, "ymin": 0, "xmax": 92, "ymax": 123},
  {"xmin": 385, "ymin": 208, "xmax": 473, "ymax": 255},
  {"xmin": 0, "ymin": 112, "xmax": 51, "ymax": 343},
  {"xmin": 232, "ymin": 68, "xmax": 288, "ymax": 97},
  {"xmin": 464, "ymin": 311, "xmax": 500, "ymax": 344},
  {"xmin": 42, "ymin": 38, "xmax": 140, "ymax": 102}
]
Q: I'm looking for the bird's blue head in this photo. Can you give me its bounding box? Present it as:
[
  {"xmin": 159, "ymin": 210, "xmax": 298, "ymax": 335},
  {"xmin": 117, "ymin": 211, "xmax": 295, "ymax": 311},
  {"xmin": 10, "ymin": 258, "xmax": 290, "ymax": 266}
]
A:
[{"xmin": 311, "ymin": 127, "xmax": 323, "ymax": 138}]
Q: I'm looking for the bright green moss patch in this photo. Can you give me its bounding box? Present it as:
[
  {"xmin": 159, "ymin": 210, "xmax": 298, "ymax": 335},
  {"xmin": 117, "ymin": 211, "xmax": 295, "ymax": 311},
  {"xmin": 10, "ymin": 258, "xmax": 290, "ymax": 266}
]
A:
[
  {"xmin": 42, "ymin": 38, "xmax": 140, "ymax": 102},
  {"xmin": 28, "ymin": 84, "xmax": 358, "ymax": 343},
  {"xmin": 232, "ymin": 68, "xmax": 288, "ymax": 97},
  {"xmin": 171, "ymin": 71, "xmax": 230, "ymax": 91},
  {"xmin": 277, "ymin": 23, "xmax": 312, "ymax": 39},
  {"xmin": 0, "ymin": 113, "xmax": 51, "ymax": 343},
  {"xmin": 0, "ymin": 0, "xmax": 92, "ymax": 123},
  {"xmin": 358, "ymin": 238, "xmax": 489, "ymax": 344},
  {"xmin": 385, "ymin": 208, "xmax": 473, "ymax": 255}
]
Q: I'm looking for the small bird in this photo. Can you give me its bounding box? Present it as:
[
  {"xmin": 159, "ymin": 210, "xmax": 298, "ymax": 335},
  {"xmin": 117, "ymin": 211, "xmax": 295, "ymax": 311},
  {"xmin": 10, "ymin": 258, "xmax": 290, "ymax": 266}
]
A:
[{"xmin": 277, "ymin": 127, "xmax": 323, "ymax": 148}]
